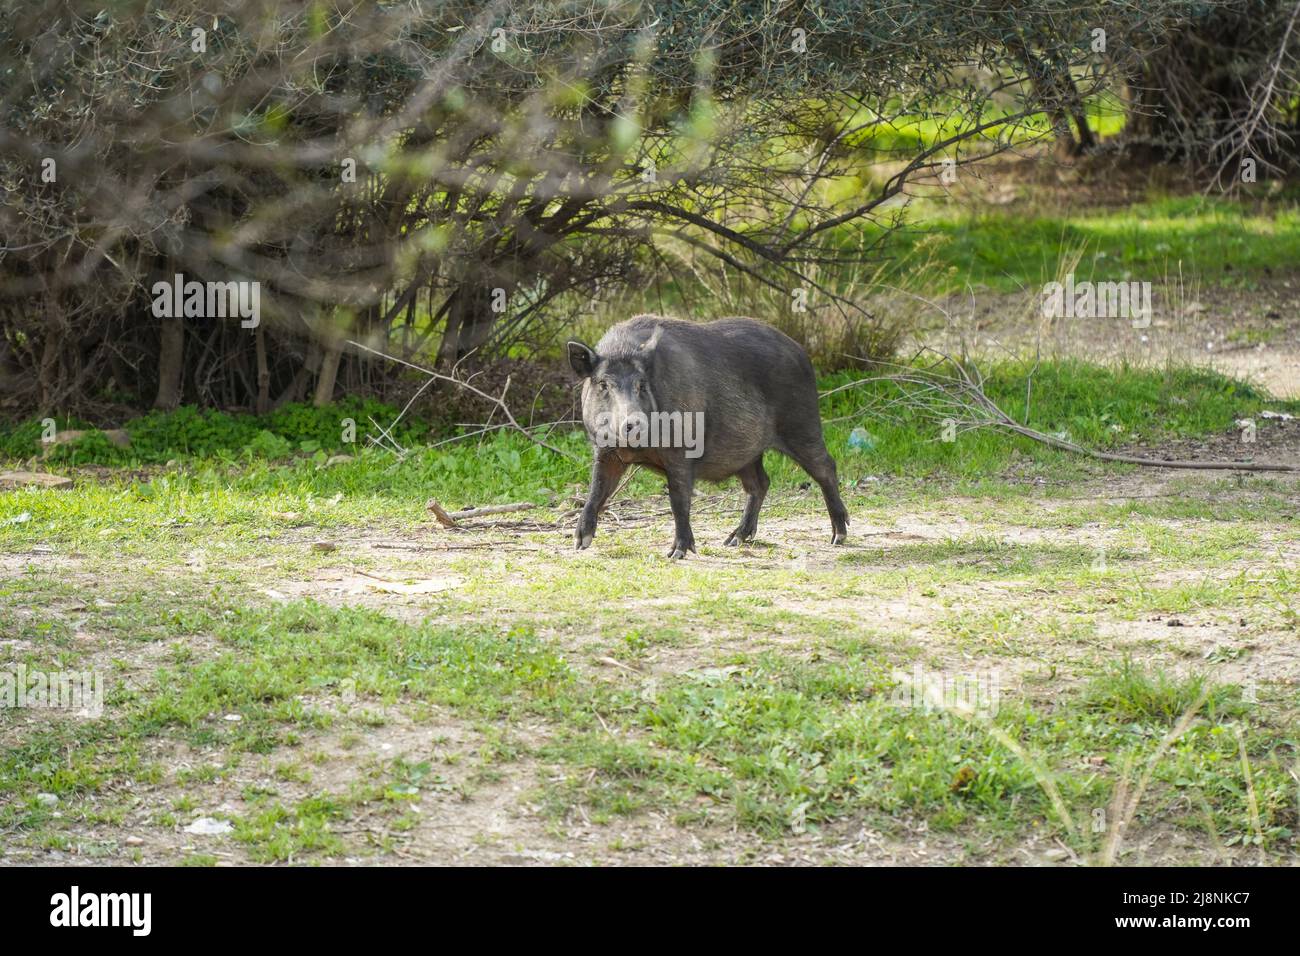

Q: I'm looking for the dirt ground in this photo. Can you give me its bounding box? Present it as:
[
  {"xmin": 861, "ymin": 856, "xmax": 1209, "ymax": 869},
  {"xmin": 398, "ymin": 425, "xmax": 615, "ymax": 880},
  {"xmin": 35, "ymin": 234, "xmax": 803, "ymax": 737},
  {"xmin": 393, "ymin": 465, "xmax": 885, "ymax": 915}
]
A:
[{"xmin": 911, "ymin": 276, "xmax": 1300, "ymax": 399}]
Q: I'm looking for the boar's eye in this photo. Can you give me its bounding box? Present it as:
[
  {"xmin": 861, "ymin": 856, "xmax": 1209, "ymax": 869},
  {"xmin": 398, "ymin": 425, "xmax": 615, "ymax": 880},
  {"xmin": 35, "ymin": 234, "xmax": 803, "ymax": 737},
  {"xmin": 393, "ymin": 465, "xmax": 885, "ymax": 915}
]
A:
[{"xmin": 596, "ymin": 380, "xmax": 610, "ymax": 393}]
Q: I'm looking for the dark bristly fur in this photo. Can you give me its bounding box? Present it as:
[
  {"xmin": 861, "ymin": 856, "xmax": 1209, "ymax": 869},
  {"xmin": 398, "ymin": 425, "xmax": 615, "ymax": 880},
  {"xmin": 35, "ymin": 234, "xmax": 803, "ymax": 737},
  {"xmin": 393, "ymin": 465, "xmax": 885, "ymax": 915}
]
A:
[{"xmin": 568, "ymin": 314, "xmax": 849, "ymax": 558}]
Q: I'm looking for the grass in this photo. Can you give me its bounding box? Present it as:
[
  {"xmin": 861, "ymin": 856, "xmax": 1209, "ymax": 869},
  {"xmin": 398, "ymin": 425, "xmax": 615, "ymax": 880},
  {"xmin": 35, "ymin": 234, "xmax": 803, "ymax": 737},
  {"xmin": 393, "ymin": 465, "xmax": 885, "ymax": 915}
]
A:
[
  {"xmin": 2, "ymin": 387, "xmax": 1298, "ymax": 864},
  {"xmin": 549, "ymin": 655, "xmax": 1290, "ymax": 846},
  {"xmin": 3, "ymin": 571, "xmax": 1294, "ymax": 861},
  {"xmin": 870, "ymin": 195, "xmax": 1300, "ymax": 295},
  {"xmin": 832, "ymin": 91, "xmax": 1129, "ymax": 159}
]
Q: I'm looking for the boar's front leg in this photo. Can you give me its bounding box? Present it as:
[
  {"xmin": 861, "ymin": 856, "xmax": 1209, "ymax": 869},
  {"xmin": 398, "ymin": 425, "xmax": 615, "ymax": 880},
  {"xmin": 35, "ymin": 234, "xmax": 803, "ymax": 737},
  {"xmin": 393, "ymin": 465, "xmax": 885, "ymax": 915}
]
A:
[
  {"xmin": 664, "ymin": 460, "xmax": 697, "ymax": 559},
  {"xmin": 575, "ymin": 451, "xmax": 627, "ymax": 550}
]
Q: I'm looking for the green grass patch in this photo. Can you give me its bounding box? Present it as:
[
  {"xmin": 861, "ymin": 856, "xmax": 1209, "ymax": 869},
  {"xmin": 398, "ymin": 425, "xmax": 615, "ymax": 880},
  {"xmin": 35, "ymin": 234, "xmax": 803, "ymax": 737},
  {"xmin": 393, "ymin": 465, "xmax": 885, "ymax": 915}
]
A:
[
  {"xmin": 3, "ymin": 359, "xmax": 1293, "ymax": 558},
  {"xmin": 873, "ymin": 195, "xmax": 1300, "ymax": 294}
]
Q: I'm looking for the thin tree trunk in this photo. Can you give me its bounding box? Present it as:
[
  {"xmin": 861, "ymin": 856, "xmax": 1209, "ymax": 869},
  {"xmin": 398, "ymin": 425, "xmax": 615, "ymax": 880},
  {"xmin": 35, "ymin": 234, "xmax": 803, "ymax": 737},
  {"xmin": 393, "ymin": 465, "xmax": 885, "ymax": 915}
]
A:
[
  {"xmin": 1008, "ymin": 39, "xmax": 1092, "ymax": 158},
  {"xmin": 37, "ymin": 325, "xmax": 64, "ymax": 413},
  {"xmin": 254, "ymin": 323, "xmax": 270, "ymax": 415},
  {"xmin": 436, "ymin": 310, "xmax": 463, "ymax": 367},
  {"xmin": 273, "ymin": 336, "xmax": 322, "ymax": 410},
  {"xmin": 314, "ymin": 341, "xmax": 342, "ymax": 407},
  {"xmin": 436, "ymin": 282, "xmax": 496, "ymax": 367},
  {"xmin": 154, "ymin": 316, "xmax": 184, "ymax": 410}
]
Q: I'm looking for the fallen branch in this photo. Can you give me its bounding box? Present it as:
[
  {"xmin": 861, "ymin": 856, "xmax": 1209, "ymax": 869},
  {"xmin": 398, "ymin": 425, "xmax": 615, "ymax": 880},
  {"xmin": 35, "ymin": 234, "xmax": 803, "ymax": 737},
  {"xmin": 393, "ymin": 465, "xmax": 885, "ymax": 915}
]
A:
[
  {"xmin": 991, "ymin": 417, "xmax": 1299, "ymax": 473},
  {"xmin": 833, "ymin": 348, "xmax": 1300, "ymax": 473},
  {"xmin": 426, "ymin": 500, "xmax": 537, "ymax": 528},
  {"xmin": 370, "ymin": 541, "xmax": 545, "ymax": 552}
]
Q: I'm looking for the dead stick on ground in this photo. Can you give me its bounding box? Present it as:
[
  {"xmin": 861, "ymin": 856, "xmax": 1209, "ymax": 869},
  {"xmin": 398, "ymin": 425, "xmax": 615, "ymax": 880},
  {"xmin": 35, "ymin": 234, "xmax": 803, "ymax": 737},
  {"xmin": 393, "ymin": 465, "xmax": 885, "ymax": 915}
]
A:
[
  {"xmin": 994, "ymin": 418, "xmax": 1299, "ymax": 473},
  {"xmin": 426, "ymin": 500, "xmax": 537, "ymax": 528}
]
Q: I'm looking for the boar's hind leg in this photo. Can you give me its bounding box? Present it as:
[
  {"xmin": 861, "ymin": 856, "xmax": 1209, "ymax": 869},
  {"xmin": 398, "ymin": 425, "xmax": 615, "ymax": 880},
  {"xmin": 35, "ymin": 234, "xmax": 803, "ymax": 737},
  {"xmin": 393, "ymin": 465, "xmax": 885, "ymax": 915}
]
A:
[
  {"xmin": 664, "ymin": 461, "xmax": 697, "ymax": 559},
  {"xmin": 724, "ymin": 457, "xmax": 769, "ymax": 546},
  {"xmin": 785, "ymin": 439, "xmax": 849, "ymax": 544},
  {"xmin": 575, "ymin": 453, "xmax": 627, "ymax": 550}
]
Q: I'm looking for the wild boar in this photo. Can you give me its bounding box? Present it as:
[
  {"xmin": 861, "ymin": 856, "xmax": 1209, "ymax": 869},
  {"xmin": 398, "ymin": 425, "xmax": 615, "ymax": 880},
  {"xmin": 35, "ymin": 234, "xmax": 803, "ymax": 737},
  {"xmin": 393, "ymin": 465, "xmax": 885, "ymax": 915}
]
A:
[{"xmin": 568, "ymin": 314, "xmax": 848, "ymax": 558}]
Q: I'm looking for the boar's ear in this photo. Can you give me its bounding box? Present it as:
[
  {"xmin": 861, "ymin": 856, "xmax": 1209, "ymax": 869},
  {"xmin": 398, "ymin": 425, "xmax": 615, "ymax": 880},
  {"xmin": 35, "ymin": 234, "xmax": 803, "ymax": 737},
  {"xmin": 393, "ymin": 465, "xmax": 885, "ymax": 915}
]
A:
[
  {"xmin": 567, "ymin": 340, "xmax": 597, "ymax": 379},
  {"xmin": 638, "ymin": 324, "xmax": 663, "ymax": 354}
]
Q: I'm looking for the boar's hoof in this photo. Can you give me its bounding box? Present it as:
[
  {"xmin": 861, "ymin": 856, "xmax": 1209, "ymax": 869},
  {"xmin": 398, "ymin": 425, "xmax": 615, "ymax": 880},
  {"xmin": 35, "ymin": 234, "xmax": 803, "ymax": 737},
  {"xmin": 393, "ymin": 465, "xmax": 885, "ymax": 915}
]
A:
[
  {"xmin": 575, "ymin": 530, "xmax": 594, "ymax": 550},
  {"xmin": 665, "ymin": 539, "xmax": 696, "ymax": 560},
  {"xmin": 831, "ymin": 530, "xmax": 847, "ymax": 545},
  {"xmin": 724, "ymin": 529, "xmax": 754, "ymax": 547}
]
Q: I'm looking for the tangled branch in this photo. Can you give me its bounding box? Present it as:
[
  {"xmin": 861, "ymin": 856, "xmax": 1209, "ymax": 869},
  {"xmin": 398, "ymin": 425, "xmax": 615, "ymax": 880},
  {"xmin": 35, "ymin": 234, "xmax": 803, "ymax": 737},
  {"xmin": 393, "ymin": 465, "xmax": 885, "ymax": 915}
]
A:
[{"xmin": 828, "ymin": 348, "xmax": 1300, "ymax": 473}]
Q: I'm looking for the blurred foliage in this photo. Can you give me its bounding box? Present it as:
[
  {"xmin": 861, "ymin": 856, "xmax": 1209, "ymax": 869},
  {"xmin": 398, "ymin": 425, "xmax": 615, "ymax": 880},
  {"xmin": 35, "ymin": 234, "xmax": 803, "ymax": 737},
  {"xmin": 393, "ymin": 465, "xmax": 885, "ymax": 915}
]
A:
[
  {"xmin": 0, "ymin": 397, "xmax": 426, "ymax": 465},
  {"xmin": 0, "ymin": 0, "xmax": 1211, "ymax": 416}
]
